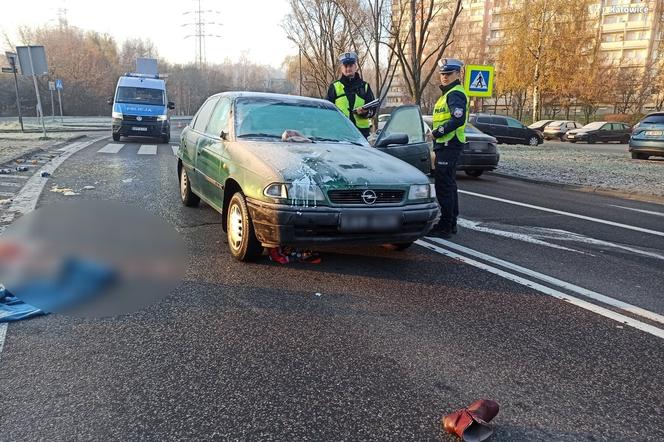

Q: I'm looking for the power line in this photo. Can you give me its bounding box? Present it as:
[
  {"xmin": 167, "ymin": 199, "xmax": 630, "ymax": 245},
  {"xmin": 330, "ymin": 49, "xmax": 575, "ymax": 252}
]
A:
[{"xmin": 182, "ymin": 0, "xmax": 222, "ymax": 67}]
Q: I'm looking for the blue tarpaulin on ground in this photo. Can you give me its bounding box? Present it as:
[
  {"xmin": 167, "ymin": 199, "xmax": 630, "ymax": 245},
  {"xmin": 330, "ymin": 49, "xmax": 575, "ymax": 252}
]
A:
[{"xmin": 0, "ymin": 288, "xmax": 46, "ymax": 322}]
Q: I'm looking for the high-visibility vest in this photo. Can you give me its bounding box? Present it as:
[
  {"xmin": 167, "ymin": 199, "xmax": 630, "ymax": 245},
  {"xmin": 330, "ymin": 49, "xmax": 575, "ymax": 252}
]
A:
[
  {"xmin": 432, "ymin": 84, "xmax": 469, "ymax": 143},
  {"xmin": 333, "ymin": 80, "xmax": 371, "ymax": 129}
]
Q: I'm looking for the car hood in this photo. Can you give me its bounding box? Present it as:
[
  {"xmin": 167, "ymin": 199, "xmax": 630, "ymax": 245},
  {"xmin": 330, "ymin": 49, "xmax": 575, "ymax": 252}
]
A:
[
  {"xmin": 232, "ymin": 140, "xmax": 430, "ymax": 188},
  {"xmin": 568, "ymin": 128, "xmax": 594, "ymax": 135}
]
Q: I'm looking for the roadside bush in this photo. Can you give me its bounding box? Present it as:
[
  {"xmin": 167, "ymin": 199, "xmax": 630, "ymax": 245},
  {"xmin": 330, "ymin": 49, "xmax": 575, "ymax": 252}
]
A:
[{"xmin": 602, "ymin": 113, "xmax": 644, "ymax": 126}]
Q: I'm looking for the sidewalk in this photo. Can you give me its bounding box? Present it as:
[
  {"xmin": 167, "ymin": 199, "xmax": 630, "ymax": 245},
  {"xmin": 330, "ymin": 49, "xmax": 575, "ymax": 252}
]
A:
[{"xmin": 0, "ymin": 132, "xmax": 99, "ymax": 165}]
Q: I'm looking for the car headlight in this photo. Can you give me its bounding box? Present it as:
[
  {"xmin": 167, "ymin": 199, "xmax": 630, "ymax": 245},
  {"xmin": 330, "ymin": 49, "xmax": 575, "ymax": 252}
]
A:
[
  {"xmin": 112, "ymin": 111, "xmax": 123, "ymax": 119},
  {"xmin": 264, "ymin": 183, "xmax": 288, "ymax": 199},
  {"xmin": 286, "ymin": 182, "xmax": 325, "ymax": 203},
  {"xmin": 157, "ymin": 114, "xmax": 168, "ymax": 121},
  {"xmin": 408, "ymin": 184, "xmax": 431, "ymax": 200}
]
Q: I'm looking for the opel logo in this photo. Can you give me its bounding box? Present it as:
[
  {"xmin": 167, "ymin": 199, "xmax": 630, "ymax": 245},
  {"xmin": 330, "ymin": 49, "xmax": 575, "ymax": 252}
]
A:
[
  {"xmin": 136, "ymin": 116, "xmax": 142, "ymax": 121},
  {"xmin": 361, "ymin": 189, "xmax": 377, "ymax": 205}
]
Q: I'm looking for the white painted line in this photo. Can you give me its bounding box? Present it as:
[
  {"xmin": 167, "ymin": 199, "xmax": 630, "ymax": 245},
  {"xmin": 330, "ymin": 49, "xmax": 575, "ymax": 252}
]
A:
[
  {"xmin": 459, "ymin": 190, "xmax": 664, "ymax": 237},
  {"xmin": 610, "ymin": 205, "xmax": 664, "ymax": 218},
  {"xmin": 0, "ymin": 323, "xmax": 6, "ymax": 358},
  {"xmin": 97, "ymin": 143, "xmax": 125, "ymax": 154},
  {"xmin": 0, "ymin": 175, "xmax": 28, "ymax": 180},
  {"xmin": 137, "ymin": 145, "xmax": 157, "ymax": 155},
  {"xmin": 171, "ymin": 145, "xmax": 178, "ymax": 156},
  {"xmin": 426, "ymin": 237, "xmax": 664, "ymax": 325},
  {"xmin": 0, "ymin": 181, "xmax": 22, "ymax": 188},
  {"xmin": 0, "ymin": 191, "xmax": 14, "ymax": 197},
  {"xmin": 415, "ymin": 240, "xmax": 664, "ymax": 339}
]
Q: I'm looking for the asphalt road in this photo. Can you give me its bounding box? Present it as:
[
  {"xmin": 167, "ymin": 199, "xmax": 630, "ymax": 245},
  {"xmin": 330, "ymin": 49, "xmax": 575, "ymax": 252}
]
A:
[{"xmin": 0, "ymin": 129, "xmax": 663, "ymax": 441}]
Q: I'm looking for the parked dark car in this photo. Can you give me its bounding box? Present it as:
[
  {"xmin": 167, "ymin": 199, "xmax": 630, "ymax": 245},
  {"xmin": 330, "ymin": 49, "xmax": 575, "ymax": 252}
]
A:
[
  {"xmin": 469, "ymin": 113, "xmax": 543, "ymax": 145},
  {"xmin": 528, "ymin": 119, "xmax": 555, "ymax": 131},
  {"xmin": 565, "ymin": 121, "xmax": 631, "ymax": 144},
  {"xmin": 629, "ymin": 112, "xmax": 664, "ymax": 159},
  {"xmin": 542, "ymin": 120, "xmax": 583, "ymax": 140}
]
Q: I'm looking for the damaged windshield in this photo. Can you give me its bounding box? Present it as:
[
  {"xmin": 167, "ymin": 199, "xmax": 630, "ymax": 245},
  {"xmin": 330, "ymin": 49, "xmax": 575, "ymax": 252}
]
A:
[{"xmin": 234, "ymin": 98, "xmax": 367, "ymax": 145}]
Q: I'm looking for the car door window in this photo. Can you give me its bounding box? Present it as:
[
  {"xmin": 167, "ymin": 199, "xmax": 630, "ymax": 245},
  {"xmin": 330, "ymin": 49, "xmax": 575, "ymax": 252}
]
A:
[
  {"xmin": 193, "ymin": 98, "xmax": 219, "ymax": 133},
  {"xmin": 567, "ymin": 123, "xmax": 575, "ymax": 129},
  {"xmin": 506, "ymin": 118, "xmax": 523, "ymax": 128},
  {"xmin": 379, "ymin": 105, "xmax": 424, "ymax": 144},
  {"xmin": 600, "ymin": 124, "xmax": 611, "ymax": 131},
  {"xmin": 477, "ymin": 116, "xmax": 490, "ymax": 124},
  {"xmin": 491, "ymin": 116, "xmax": 508, "ymax": 126},
  {"xmin": 205, "ymin": 98, "xmax": 231, "ymax": 138}
]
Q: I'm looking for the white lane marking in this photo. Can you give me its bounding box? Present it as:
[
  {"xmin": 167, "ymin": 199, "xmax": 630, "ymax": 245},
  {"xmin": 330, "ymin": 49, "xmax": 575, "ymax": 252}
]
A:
[
  {"xmin": 457, "ymin": 218, "xmax": 585, "ymax": 254},
  {"xmin": 0, "ymin": 181, "xmax": 22, "ymax": 188},
  {"xmin": 610, "ymin": 205, "xmax": 664, "ymax": 218},
  {"xmin": 137, "ymin": 145, "xmax": 157, "ymax": 155},
  {"xmin": 459, "ymin": 190, "xmax": 664, "ymax": 237},
  {"xmin": 171, "ymin": 145, "xmax": 178, "ymax": 156},
  {"xmin": 97, "ymin": 143, "xmax": 125, "ymax": 154},
  {"xmin": 458, "ymin": 218, "xmax": 664, "ymax": 261},
  {"xmin": 426, "ymin": 237, "xmax": 664, "ymax": 325},
  {"xmin": 0, "ymin": 191, "xmax": 14, "ymax": 197},
  {"xmin": 415, "ymin": 240, "xmax": 664, "ymax": 339},
  {"xmin": 0, "ymin": 175, "xmax": 28, "ymax": 180},
  {"xmin": 0, "ymin": 137, "xmax": 104, "ymax": 233},
  {"xmin": 0, "ymin": 323, "xmax": 6, "ymax": 358}
]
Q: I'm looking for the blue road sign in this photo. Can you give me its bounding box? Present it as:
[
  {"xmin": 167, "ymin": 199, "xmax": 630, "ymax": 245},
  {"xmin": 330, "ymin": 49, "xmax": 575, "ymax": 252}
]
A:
[
  {"xmin": 464, "ymin": 65, "xmax": 494, "ymax": 97},
  {"xmin": 55, "ymin": 79, "xmax": 63, "ymax": 90}
]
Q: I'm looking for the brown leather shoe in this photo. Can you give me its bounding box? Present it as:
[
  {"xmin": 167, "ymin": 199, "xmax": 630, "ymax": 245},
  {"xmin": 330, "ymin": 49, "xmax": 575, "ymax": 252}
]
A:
[{"xmin": 442, "ymin": 399, "xmax": 499, "ymax": 442}]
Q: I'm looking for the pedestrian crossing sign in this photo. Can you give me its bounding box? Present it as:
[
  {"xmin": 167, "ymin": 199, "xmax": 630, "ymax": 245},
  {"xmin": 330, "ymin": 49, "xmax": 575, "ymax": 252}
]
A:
[{"xmin": 464, "ymin": 65, "xmax": 494, "ymax": 97}]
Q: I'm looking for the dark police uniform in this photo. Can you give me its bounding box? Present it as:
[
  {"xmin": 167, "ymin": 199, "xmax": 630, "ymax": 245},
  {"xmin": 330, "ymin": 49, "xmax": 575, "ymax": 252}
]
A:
[
  {"xmin": 326, "ymin": 52, "xmax": 376, "ymax": 138},
  {"xmin": 430, "ymin": 58, "xmax": 469, "ymax": 237}
]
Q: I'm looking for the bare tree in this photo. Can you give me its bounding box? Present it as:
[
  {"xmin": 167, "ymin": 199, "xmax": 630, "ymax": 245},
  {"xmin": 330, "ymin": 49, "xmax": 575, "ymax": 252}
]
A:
[{"xmin": 384, "ymin": 0, "xmax": 463, "ymax": 105}]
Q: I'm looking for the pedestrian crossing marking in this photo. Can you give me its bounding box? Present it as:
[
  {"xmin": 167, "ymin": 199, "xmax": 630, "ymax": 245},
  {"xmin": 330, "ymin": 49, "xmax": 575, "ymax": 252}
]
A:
[
  {"xmin": 470, "ymin": 71, "xmax": 487, "ymax": 90},
  {"xmin": 0, "ymin": 191, "xmax": 14, "ymax": 197},
  {"xmin": 137, "ymin": 145, "xmax": 158, "ymax": 155},
  {"xmin": 171, "ymin": 146, "xmax": 178, "ymax": 155},
  {"xmin": 98, "ymin": 143, "xmax": 125, "ymax": 154},
  {"xmin": 0, "ymin": 181, "xmax": 21, "ymax": 188}
]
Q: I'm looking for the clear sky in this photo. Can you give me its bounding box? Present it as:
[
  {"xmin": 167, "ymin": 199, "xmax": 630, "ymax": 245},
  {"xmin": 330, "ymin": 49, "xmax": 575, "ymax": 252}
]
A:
[{"xmin": 1, "ymin": 0, "xmax": 296, "ymax": 68}]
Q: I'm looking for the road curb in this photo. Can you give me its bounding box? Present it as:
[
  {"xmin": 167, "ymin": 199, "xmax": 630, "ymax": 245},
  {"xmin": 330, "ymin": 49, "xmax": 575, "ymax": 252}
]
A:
[{"xmin": 488, "ymin": 171, "xmax": 664, "ymax": 205}]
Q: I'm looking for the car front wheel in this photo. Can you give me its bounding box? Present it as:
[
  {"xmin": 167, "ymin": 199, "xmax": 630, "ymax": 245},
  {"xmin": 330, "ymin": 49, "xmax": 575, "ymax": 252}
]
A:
[
  {"xmin": 528, "ymin": 136, "xmax": 539, "ymax": 146},
  {"xmin": 227, "ymin": 192, "xmax": 263, "ymax": 262},
  {"xmin": 112, "ymin": 132, "xmax": 120, "ymax": 141}
]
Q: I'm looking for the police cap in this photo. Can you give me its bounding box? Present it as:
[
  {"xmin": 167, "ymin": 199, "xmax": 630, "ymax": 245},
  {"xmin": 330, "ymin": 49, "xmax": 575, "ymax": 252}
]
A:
[
  {"xmin": 438, "ymin": 58, "xmax": 464, "ymax": 73},
  {"xmin": 339, "ymin": 51, "xmax": 358, "ymax": 65}
]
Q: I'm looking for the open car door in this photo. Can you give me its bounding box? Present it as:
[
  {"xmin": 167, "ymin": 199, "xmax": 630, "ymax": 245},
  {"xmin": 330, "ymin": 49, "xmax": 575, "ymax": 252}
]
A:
[{"xmin": 372, "ymin": 105, "xmax": 432, "ymax": 174}]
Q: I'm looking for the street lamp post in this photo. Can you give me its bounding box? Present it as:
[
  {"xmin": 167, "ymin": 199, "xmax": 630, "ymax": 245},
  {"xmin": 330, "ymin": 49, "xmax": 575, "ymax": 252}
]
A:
[{"xmin": 298, "ymin": 45, "xmax": 302, "ymax": 96}]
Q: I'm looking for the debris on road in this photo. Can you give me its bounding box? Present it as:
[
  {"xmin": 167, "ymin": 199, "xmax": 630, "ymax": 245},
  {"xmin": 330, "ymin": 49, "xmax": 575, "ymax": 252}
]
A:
[
  {"xmin": 15, "ymin": 166, "xmax": 29, "ymax": 172},
  {"xmin": 40, "ymin": 171, "xmax": 51, "ymax": 177},
  {"xmin": 82, "ymin": 185, "xmax": 95, "ymax": 190},
  {"xmin": 0, "ymin": 198, "xmax": 12, "ymax": 205},
  {"xmin": 0, "ymin": 288, "xmax": 45, "ymax": 322},
  {"xmin": 50, "ymin": 185, "xmax": 76, "ymax": 195},
  {"xmin": 63, "ymin": 191, "xmax": 79, "ymax": 196},
  {"xmin": 122, "ymin": 178, "xmax": 133, "ymax": 183},
  {"xmin": 0, "ymin": 168, "xmax": 11, "ymax": 174},
  {"xmin": 443, "ymin": 399, "xmax": 499, "ymax": 442},
  {"xmin": 268, "ymin": 247, "xmax": 322, "ymax": 264},
  {"xmin": 315, "ymin": 292, "xmax": 322, "ymax": 297}
]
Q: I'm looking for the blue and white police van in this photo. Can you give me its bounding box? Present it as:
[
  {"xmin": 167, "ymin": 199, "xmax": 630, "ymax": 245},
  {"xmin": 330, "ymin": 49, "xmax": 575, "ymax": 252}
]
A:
[{"xmin": 109, "ymin": 73, "xmax": 174, "ymax": 142}]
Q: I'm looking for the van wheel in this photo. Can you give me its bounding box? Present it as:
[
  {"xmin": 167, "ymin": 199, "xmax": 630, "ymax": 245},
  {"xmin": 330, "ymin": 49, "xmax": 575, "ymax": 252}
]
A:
[
  {"xmin": 179, "ymin": 167, "xmax": 200, "ymax": 207},
  {"xmin": 112, "ymin": 132, "xmax": 120, "ymax": 141},
  {"xmin": 227, "ymin": 192, "xmax": 263, "ymax": 262},
  {"xmin": 465, "ymin": 170, "xmax": 483, "ymax": 178}
]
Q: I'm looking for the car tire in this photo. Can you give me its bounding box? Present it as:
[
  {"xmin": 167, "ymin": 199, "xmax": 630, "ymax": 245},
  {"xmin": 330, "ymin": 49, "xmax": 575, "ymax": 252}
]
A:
[
  {"xmin": 465, "ymin": 169, "xmax": 484, "ymax": 178},
  {"xmin": 112, "ymin": 132, "xmax": 120, "ymax": 142},
  {"xmin": 569, "ymin": 140, "xmax": 576, "ymax": 143},
  {"xmin": 179, "ymin": 167, "xmax": 200, "ymax": 207},
  {"xmin": 383, "ymin": 242, "xmax": 413, "ymax": 251},
  {"xmin": 527, "ymin": 136, "xmax": 539, "ymax": 146},
  {"xmin": 227, "ymin": 192, "xmax": 263, "ymax": 262},
  {"xmin": 631, "ymin": 152, "xmax": 649, "ymax": 160},
  {"xmin": 622, "ymin": 136, "xmax": 630, "ymax": 144}
]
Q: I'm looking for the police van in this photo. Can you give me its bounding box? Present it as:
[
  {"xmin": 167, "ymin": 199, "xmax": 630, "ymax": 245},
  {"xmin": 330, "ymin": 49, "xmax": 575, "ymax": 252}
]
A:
[{"xmin": 109, "ymin": 73, "xmax": 174, "ymax": 143}]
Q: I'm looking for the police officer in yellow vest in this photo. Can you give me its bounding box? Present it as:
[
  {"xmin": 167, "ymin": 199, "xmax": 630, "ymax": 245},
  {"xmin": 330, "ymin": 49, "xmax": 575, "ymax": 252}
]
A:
[
  {"xmin": 429, "ymin": 58, "xmax": 469, "ymax": 238},
  {"xmin": 326, "ymin": 51, "xmax": 376, "ymax": 138}
]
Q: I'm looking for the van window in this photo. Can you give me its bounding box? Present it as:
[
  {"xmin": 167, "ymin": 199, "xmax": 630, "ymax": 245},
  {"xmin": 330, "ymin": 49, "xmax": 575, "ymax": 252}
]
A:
[
  {"xmin": 491, "ymin": 116, "xmax": 508, "ymax": 126},
  {"xmin": 193, "ymin": 98, "xmax": 219, "ymax": 133},
  {"xmin": 115, "ymin": 87, "xmax": 165, "ymax": 106}
]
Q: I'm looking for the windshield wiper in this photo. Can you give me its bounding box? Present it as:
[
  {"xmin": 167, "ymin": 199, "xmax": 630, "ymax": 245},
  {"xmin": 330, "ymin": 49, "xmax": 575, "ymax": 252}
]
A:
[
  {"xmin": 237, "ymin": 133, "xmax": 281, "ymax": 139},
  {"xmin": 310, "ymin": 136, "xmax": 363, "ymax": 146}
]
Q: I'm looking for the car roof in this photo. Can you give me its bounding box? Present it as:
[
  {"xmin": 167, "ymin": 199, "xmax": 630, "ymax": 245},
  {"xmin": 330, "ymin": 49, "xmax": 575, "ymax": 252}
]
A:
[
  {"xmin": 213, "ymin": 91, "xmax": 337, "ymax": 109},
  {"xmin": 644, "ymin": 112, "xmax": 664, "ymax": 117},
  {"xmin": 118, "ymin": 76, "xmax": 165, "ymax": 89}
]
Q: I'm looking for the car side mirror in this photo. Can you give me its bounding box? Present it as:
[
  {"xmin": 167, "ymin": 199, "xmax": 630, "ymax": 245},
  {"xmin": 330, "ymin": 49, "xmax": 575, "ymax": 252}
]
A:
[
  {"xmin": 168, "ymin": 101, "xmax": 175, "ymax": 110},
  {"xmin": 375, "ymin": 133, "xmax": 409, "ymax": 147},
  {"xmin": 220, "ymin": 130, "xmax": 229, "ymax": 141},
  {"xmin": 107, "ymin": 98, "xmax": 113, "ymax": 105}
]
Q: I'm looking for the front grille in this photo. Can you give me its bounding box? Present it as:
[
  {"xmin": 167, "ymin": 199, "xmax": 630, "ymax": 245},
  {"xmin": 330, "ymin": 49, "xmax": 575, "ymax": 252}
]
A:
[
  {"xmin": 328, "ymin": 189, "xmax": 405, "ymax": 205},
  {"xmin": 123, "ymin": 115, "xmax": 158, "ymax": 122}
]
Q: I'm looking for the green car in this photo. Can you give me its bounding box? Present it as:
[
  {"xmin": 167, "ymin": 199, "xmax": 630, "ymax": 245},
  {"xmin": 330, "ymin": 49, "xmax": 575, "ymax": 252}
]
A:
[{"xmin": 176, "ymin": 92, "xmax": 439, "ymax": 261}]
